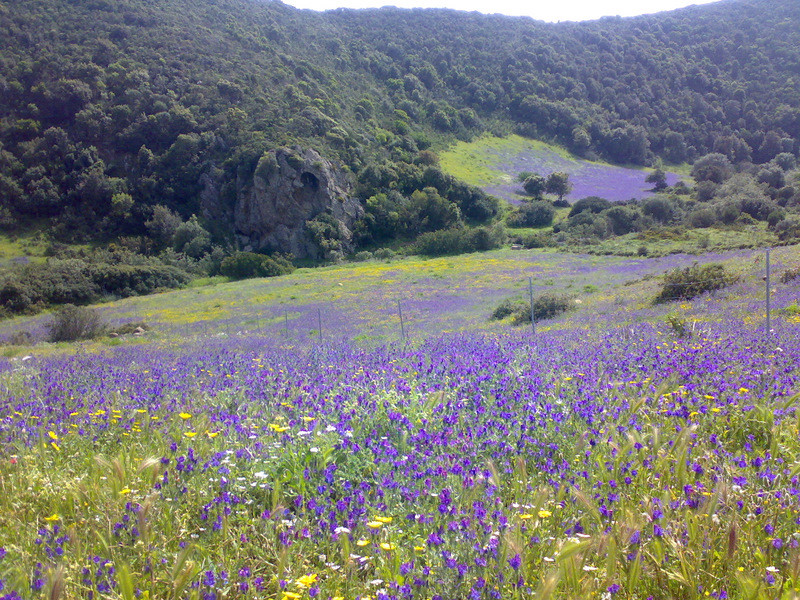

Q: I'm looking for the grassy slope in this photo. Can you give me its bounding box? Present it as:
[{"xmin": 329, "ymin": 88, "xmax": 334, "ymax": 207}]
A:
[
  {"xmin": 0, "ymin": 232, "xmax": 53, "ymax": 269},
  {"xmin": 439, "ymin": 134, "xmax": 688, "ymax": 203},
  {"xmin": 2, "ymin": 244, "xmax": 798, "ymax": 354},
  {"xmin": 440, "ymin": 135, "xmax": 571, "ymax": 190},
  {"xmin": 1, "ymin": 245, "xmax": 799, "ymax": 600}
]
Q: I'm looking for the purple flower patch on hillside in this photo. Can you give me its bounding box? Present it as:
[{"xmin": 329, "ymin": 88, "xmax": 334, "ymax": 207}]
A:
[{"xmin": 485, "ymin": 145, "xmax": 681, "ymax": 204}]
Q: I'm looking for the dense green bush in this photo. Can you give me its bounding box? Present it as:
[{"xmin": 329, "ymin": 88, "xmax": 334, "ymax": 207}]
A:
[
  {"xmin": 655, "ymin": 263, "xmax": 739, "ymax": 303},
  {"xmin": 688, "ymin": 208, "xmax": 717, "ymax": 228},
  {"xmin": 350, "ymin": 250, "xmax": 374, "ymax": 262},
  {"xmin": 775, "ymin": 217, "xmax": 800, "ymax": 242},
  {"xmin": 219, "ymin": 252, "xmax": 295, "ymax": 280},
  {"xmin": 413, "ymin": 225, "xmax": 505, "ymax": 256},
  {"xmin": 491, "ymin": 292, "xmax": 575, "ymax": 324},
  {"xmin": 780, "ymin": 266, "xmax": 800, "ymax": 284},
  {"xmin": 642, "ymin": 197, "xmax": 682, "ymax": 223},
  {"xmin": 490, "ymin": 298, "xmax": 527, "ymax": 321},
  {"xmin": 506, "ymin": 201, "xmax": 555, "ymax": 228},
  {"xmin": 89, "ymin": 263, "xmax": 192, "ymax": 296},
  {"xmin": 0, "ymin": 255, "xmax": 192, "ymax": 315},
  {"xmin": 555, "ymin": 211, "xmax": 611, "ymax": 241},
  {"xmin": 373, "ymin": 248, "xmax": 396, "ymax": 261},
  {"xmin": 569, "ymin": 196, "xmax": 612, "ymax": 217},
  {"xmin": 46, "ymin": 304, "xmax": 106, "ymax": 342}
]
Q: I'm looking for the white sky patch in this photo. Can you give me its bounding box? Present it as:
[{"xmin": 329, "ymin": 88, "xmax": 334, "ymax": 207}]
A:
[{"xmin": 282, "ymin": 0, "xmax": 723, "ymax": 22}]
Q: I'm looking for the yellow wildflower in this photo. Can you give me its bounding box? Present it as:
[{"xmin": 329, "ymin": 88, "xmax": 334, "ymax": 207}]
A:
[
  {"xmin": 538, "ymin": 509, "xmax": 552, "ymax": 518},
  {"xmin": 296, "ymin": 574, "xmax": 318, "ymax": 588}
]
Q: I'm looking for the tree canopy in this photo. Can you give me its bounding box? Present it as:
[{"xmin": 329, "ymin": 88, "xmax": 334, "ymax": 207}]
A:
[{"xmin": 0, "ymin": 0, "xmax": 798, "ymax": 251}]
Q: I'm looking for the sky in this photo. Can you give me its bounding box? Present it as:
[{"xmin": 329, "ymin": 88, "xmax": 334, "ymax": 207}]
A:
[{"xmin": 283, "ymin": 0, "xmax": 724, "ymax": 22}]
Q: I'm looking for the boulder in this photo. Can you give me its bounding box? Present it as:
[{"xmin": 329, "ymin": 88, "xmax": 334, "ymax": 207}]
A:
[{"xmin": 234, "ymin": 146, "xmax": 362, "ymax": 259}]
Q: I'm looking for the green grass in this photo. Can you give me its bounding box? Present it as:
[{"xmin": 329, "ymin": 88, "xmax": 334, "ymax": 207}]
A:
[
  {"xmin": 3, "ymin": 242, "xmax": 796, "ymax": 353},
  {"xmin": 583, "ymin": 223, "xmax": 780, "ymax": 257},
  {"xmin": 0, "ymin": 232, "xmax": 50, "ymax": 269},
  {"xmin": 439, "ymin": 134, "xmax": 673, "ymax": 189},
  {"xmin": 439, "ymin": 134, "xmax": 573, "ymax": 188}
]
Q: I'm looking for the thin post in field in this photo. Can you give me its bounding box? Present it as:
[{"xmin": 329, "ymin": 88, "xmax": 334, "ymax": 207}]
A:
[
  {"xmin": 398, "ymin": 300, "xmax": 406, "ymax": 341},
  {"xmin": 528, "ymin": 276, "xmax": 536, "ymax": 336},
  {"xmin": 766, "ymin": 247, "xmax": 771, "ymax": 337}
]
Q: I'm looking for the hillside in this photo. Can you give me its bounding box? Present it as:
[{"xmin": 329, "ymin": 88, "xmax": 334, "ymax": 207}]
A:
[
  {"xmin": 1, "ymin": 244, "xmax": 799, "ymax": 599},
  {"xmin": 0, "ymin": 0, "xmax": 799, "ymax": 314}
]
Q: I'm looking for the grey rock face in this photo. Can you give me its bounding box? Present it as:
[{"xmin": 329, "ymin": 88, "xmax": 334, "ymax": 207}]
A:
[{"xmin": 234, "ymin": 146, "xmax": 362, "ymax": 259}]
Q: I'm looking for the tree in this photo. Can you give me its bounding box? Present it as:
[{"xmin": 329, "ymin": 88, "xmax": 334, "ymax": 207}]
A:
[
  {"xmin": 545, "ymin": 172, "xmax": 572, "ymax": 200},
  {"xmin": 522, "ymin": 174, "xmax": 546, "ymax": 199},
  {"xmin": 145, "ymin": 205, "xmax": 182, "ymax": 248},
  {"xmin": 172, "ymin": 215, "xmax": 211, "ymax": 258},
  {"xmin": 691, "ymin": 153, "xmax": 733, "ymax": 184},
  {"xmin": 571, "ymin": 127, "xmax": 591, "ymax": 155},
  {"xmin": 645, "ymin": 168, "xmax": 668, "ymax": 191}
]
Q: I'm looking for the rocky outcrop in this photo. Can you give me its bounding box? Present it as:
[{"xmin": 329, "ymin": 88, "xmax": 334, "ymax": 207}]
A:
[{"xmin": 234, "ymin": 146, "xmax": 362, "ymax": 259}]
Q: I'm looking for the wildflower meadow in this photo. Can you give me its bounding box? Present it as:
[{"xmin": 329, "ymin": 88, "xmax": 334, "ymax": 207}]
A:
[{"xmin": 1, "ymin": 245, "xmax": 800, "ymax": 600}]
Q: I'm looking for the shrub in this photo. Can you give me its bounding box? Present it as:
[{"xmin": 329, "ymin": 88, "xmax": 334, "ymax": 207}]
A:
[
  {"xmin": 516, "ymin": 232, "xmax": 554, "ymax": 249},
  {"xmin": 739, "ymin": 195, "xmax": 777, "ymax": 221},
  {"xmin": 603, "ymin": 205, "xmax": 642, "ymax": 235},
  {"xmin": 530, "ymin": 292, "xmax": 575, "ymax": 321},
  {"xmin": 569, "ymin": 196, "xmax": 611, "ymax": 217},
  {"xmin": 767, "ymin": 210, "xmax": 786, "ymax": 228},
  {"xmin": 89, "ymin": 263, "xmax": 192, "ymax": 296},
  {"xmin": 716, "ymin": 202, "xmax": 740, "ymax": 225},
  {"xmin": 775, "ymin": 217, "xmax": 800, "ymax": 242},
  {"xmin": 665, "ymin": 313, "xmax": 692, "ymax": 338},
  {"xmin": 0, "ymin": 254, "xmax": 194, "ymax": 315},
  {"xmin": 47, "ymin": 304, "xmax": 106, "ymax": 342},
  {"xmin": 373, "ymin": 248, "xmax": 396, "ymax": 261},
  {"xmin": 559, "ymin": 211, "xmax": 611, "ymax": 240},
  {"xmin": 414, "ymin": 225, "xmax": 505, "ymax": 256},
  {"xmin": 655, "ymin": 263, "xmax": 738, "ymax": 303},
  {"xmin": 109, "ymin": 321, "xmax": 149, "ymax": 336},
  {"xmin": 687, "ymin": 208, "xmax": 717, "ymax": 228},
  {"xmin": 506, "ymin": 201, "xmax": 555, "ymax": 228},
  {"xmin": 219, "ymin": 252, "xmax": 294, "ymax": 280},
  {"xmin": 490, "ymin": 299, "xmax": 526, "ymax": 321},
  {"xmin": 780, "ymin": 266, "xmax": 800, "ymax": 284},
  {"xmin": 491, "ymin": 292, "xmax": 575, "ymax": 325},
  {"xmin": 7, "ymin": 330, "xmax": 32, "ymax": 346},
  {"xmin": 694, "ymin": 181, "xmax": 718, "ymax": 202},
  {"xmin": 351, "ymin": 250, "xmax": 373, "ymax": 262},
  {"xmin": 642, "ymin": 197, "xmax": 681, "ymax": 223}
]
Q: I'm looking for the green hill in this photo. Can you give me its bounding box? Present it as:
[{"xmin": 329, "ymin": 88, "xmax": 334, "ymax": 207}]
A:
[{"xmin": 0, "ymin": 0, "xmax": 799, "ymax": 315}]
